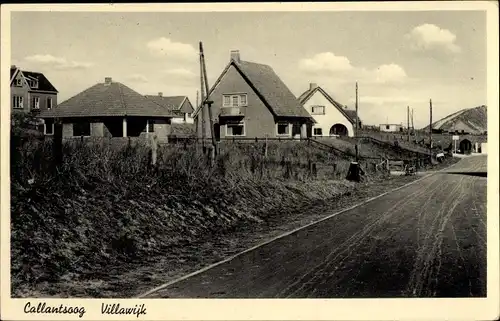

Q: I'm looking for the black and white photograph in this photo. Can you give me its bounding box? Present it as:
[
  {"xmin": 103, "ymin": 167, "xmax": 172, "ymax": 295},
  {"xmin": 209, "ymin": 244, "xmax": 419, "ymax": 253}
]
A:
[{"xmin": 1, "ymin": 2, "xmax": 498, "ymax": 320}]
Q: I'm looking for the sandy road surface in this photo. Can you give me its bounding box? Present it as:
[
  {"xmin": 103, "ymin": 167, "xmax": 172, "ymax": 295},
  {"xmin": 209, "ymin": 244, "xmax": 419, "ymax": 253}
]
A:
[{"xmin": 144, "ymin": 156, "xmax": 487, "ymax": 298}]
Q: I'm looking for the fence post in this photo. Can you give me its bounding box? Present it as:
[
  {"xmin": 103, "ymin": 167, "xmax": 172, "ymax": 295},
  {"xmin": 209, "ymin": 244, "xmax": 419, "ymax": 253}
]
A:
[
  {"xmin": 150, "ymin": 134, "xmax": 158, "ymax": 167},
  {"xmin": 53, "ymin": 121, "xmax": 63, "ymax": 169}
]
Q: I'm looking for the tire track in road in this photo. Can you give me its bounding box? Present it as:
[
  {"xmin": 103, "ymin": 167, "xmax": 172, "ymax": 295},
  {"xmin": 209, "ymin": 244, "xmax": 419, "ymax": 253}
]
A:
[
  {"xmin": 280, "ymin": 177, "xmax": 442, "ymax": 298},
  {"xmin": 406, "ymin": 174, "xmax": 468, "ymax": 296}
]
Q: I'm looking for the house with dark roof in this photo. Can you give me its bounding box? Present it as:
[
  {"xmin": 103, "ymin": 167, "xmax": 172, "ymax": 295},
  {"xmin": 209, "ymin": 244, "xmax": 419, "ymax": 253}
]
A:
[
  {"xmin": 39, "ymin": 77, "xmax": 176, "ymax": 142},
  {"xmin": 10, "ymin": 65, "xmax": 58, "ymax": 115},
  {"xmin": 145, "ymin": 93, "xmax": 195, "ymax": 124},
  {"xmin": 193, "ymin": 50, "xmax": 314, "ymax": 140},
  {"xmin": 298, "ymin": 83, "xmax": 361, "ymax": 137}
]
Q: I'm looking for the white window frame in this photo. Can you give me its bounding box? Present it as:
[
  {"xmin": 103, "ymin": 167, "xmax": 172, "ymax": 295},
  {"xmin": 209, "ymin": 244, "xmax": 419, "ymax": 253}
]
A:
[
  {"xmin": 32, "ymin": 96, "xmax": 40, "ymax": 110},
  {"xmin": 32, "ymin": 80, "xmax": 39, "ymax": 89},
  {"xmin": 12, "ymin": 96, "xmax": 24, "ymax": 109},
  {"xmin": 222, "ymin": 93, "xmax": 248, "ymax": 107},
  {"xmin": 225, "ymin": 121, "xmax": 246, "ymax": 137},
  {"xmin": 47, "ymin": 97, "xmax": 53, "ymax": 109},
  {"xmin": 44, "ymin": 121, "xmax": 54, "ymax": 135},
  {"xmin": 313, "ymin": 127, "xmax": 323, "ymax": 136},
  {"xmin": 15, "ymin": 78, "xmax": 23, "ymax": 87},
  {"xmin": 276, "ymin": 122, "xmax": 291, "ymax": 137},
  {"xmin": 311, "ymin": 105, "xmax": 325, "ymax": 115}
]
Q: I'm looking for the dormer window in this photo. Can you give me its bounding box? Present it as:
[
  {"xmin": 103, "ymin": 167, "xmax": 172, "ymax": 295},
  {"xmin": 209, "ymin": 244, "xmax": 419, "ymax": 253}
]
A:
[
  {"xmin": 15, "ymin": 78, "xmax": 22, "ymax": 87},
  {"xmin": 32, "ymin": 80, "xmax": 38, "ymax": 89}
]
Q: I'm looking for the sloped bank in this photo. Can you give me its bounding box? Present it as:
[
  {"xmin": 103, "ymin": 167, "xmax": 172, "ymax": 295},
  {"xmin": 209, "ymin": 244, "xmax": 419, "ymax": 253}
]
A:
[{"xmin": 11, "ymin": 160, "xmax": 359, "ymax": 297}]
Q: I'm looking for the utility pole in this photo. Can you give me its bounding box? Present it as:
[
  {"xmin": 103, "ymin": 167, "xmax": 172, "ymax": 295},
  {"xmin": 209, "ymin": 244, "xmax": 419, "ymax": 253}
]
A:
[
  {"xmin": 429, "ymin": 99, "xmax": 433, "ymax": 162},
  {"xmin": 355, "ymin": 81, "xmax": 359, "ymax": 162},
  {"xmin": 199, "ymin": 53, "xmax": 206, "ymax": 147},
  {"xmin": 407, "ymin": 105, "xmax": 410, "ymax": 142},
  {"xmin": 200, "ymin": 41, "xmax": 217, "ymax": 157},
  {"xmin": 411, "ymin": 108, "xmax": 415, "ymax": 142}
]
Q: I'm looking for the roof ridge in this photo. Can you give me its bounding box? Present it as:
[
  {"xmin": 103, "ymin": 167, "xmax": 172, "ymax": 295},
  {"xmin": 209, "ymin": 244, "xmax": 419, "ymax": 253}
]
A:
[{"xmin": 116, "ymin": 83, "xmax": 128, "ymax": 115}]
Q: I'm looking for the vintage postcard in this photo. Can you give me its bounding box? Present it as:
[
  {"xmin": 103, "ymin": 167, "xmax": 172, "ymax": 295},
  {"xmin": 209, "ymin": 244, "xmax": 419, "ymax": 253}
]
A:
[{"xmin": 1, "ymin": 2, "xmax": 499, "ymax": 320}]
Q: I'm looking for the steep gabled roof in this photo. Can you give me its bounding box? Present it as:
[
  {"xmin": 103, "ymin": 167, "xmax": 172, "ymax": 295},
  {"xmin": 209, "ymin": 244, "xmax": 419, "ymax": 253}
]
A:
[
  {"xmin": 40, "ymin": 80, "xmax": 174, "ymax": 118},
  {"xmin": 10, "ymin": 66, "xmax": 58, "ymax": 93},
  {"xmin": 298, "ymin": 85, "xmax": 360, "ymax": 124},
  {"xmin": 195, "ymin": 59, "xmax": 312, "ymax": 119}
]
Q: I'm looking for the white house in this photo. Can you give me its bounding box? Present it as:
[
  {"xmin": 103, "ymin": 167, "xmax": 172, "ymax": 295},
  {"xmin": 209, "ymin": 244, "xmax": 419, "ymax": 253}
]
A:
[
  {"xmin": 379, "ymin": 123, "xmax": 405, "ymax": 132},
  {"xmin": 145, "ymin": 94, "xmax": 195, "ymax": 124},
  {"xmin": 298, "ymin": 83, "xmax": 360, "ymax": 137}
]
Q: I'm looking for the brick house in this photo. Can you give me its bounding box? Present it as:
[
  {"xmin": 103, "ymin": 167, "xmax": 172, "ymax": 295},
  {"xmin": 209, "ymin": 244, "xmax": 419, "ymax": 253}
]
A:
[
  {"xmin": 39, "ymin": 77, "xmax": 176, "ymax": 142},
  {"xmin": 10, "ymin": 65, "xmax": 58, "ymax": 115},
  {"xmin": 298, "ymin": 83, "xmax": 361, "ymax": 137},
  {"xmin": 145, "ymin": 93, "xmax": 195, "ymax": 124},
  {"xmin": 193, "ymin": 50, "xmax": 314, "ymax": 140}
]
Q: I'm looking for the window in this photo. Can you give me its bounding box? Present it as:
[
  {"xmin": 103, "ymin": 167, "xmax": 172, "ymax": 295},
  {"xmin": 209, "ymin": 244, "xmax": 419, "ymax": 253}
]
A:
[
  {"xmin": 240, "ymin": 95, "xmax": 247, "ymax": 106},
  {"xmin": 47, "ymin": 98, "xmax": 53, "ymax": 109},
  {"xmin": 31, "ymin": 97, "xmax": 40, "ymax": 109},
  {"xmin": 277, "ymin": 122, "xmax": 290, "ymax": 136},
  {"xmin": 311, "ymin": 105, "xmax": 325, "ymax": 115},
  {"xmin": 44, "ymin": 120, "xmax": 54, "ymax": 135},
  {"xmin": 226, "ymin": 121, "xmax": 245, "ymax": 136},
  {"xmin": 15, "ymin": 78, "xmax": 22, "ymax": 87},
  {"xmin": 222, "ymin": 94, "xmax": 248, "ymax": 107},
  {"xmin": 386, "ymin": 125, "xmax": 390, "ymax": 130},
  {"xmin": 314, "ymin": 128, "xmax": 323, "ymax": 136},
  {"xmin": 32, "ymin": 80, "xmax": 38, "ymax": 89},
  {"xmin": 73, "ymin": 122, "xmax": 91, "ymax": 137},
  {"xmin": 12, "ymin": 96, "xmax": 24, "ymax": 109}
]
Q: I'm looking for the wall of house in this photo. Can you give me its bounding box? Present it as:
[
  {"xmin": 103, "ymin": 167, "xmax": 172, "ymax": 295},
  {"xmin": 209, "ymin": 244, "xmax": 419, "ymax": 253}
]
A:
[
  {"xmin": 60, "ymin": 118, "xmax": 170, "ymax": 142},
  {"xmin": 379, "ymin": 124, "xmax": 402, "ymax": 132},
  {"xmin": 138, "ymin": 119, "xmax": 171, "ymax": 142},
  {"xmin": 62, "ymin": 123, "xmax": 74, "ymax": 137},
  {"xmin": 481, "ymin": 142, "xmax": 487, "ymax": 154},
  {"xmin": 303, "ymin": 91, "xmax": 354, "ymax": 137},
  {"xmin": 202, "ymin": 65, "xmax": 277, "ymax": 139},
  {"xmin": 11, "ymin": 73, "xmax": 30, "ymax": 114},
  {"xmin": 29, "ymin": 92, "xmax": 58, "ymax": 112}
]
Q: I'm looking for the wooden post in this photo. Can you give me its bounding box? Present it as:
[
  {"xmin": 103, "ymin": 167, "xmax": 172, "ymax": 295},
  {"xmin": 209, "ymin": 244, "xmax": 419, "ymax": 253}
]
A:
[
  {"xmin": 150, "ymin": 134, "xmax": 158, "ymax": 166},
  {"xmin": 407, "ymin": 106, "xmax": 410, "ymax": 142},
  {"xmin": 53, "ymin": 119, "xmax": 63, "ymax": 169},
  {"xmin": 200, "ymin": 53, "xmax": 206, "ymax": 149},
  {"xmin": 355, "ymin": 81, "xmax": 359, "ymax": 162},
  {"xmin": 200, "ymin": 42, "xmax": 217, "ymax": 159},
  {"xmin": 429, "ymin": 99, "xmax": 433, "ymax": 163}
]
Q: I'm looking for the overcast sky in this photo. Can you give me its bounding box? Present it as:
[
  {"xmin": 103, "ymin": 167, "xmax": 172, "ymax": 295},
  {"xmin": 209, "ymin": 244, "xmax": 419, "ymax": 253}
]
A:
[{"xmin": 11, "ymin": 10, "xmax": 486, "ymax": 128}]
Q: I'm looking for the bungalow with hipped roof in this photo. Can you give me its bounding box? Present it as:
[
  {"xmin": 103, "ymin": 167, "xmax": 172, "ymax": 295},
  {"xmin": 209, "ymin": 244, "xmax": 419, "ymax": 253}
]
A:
[
  {"xmin": 40, "ymin": 77, "xmax": 176, "ymax": 142},
  {"xmin": 298, "ymin": 83, "xmax": 361, "ymax": 138},
  {"xmin": 193, "ymin": 50, "xmax": 314, "ymax": 140}
]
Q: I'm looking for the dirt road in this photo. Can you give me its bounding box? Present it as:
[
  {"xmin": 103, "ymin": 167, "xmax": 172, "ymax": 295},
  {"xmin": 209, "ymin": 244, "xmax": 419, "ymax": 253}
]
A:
[{"xmin": 143, "ymin": 156, "xmax": 487, "ymax": 298}]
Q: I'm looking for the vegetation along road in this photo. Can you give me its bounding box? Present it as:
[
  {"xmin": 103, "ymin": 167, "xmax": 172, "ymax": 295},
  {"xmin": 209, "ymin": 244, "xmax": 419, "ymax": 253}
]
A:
[{"xmin": 143, "ymin": 155, "xmax": 487, "ymax": 298}]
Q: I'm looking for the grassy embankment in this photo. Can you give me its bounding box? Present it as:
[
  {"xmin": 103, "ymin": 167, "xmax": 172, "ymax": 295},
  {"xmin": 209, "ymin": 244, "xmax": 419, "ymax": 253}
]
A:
[{"xmin": 12, "ymin": 122, "xmax": 399, "ymax": 296}]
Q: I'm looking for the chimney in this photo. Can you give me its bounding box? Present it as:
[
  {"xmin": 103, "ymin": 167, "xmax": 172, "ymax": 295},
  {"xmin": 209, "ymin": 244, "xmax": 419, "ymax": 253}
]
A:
[
  {"xmin": 310, "ymin": 83, "xmax": 318, "ymax": 90},
  {"xmin": 104, "ymin": 77, "xmax": 112, "ymax": 85},
  {"xmin": 158, "ymin": 92, "xmax": 163, "ymax": 97},
  {"xmin": 230, "ymin": 50, "xmax": 241, "ymax": 63},
  {"xmin": 11, "ymin": 65, "xmax": 17, "ymax": 69}
]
